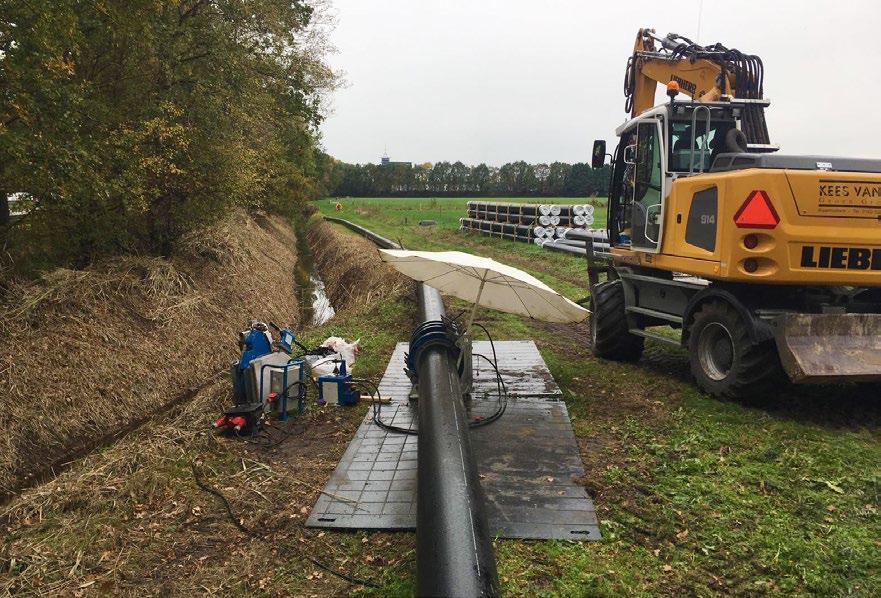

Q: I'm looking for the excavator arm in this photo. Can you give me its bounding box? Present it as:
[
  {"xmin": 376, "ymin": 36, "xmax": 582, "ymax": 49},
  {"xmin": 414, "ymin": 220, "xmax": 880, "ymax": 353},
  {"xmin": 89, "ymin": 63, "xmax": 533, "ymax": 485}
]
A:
[{"xmin": 625, "ymin": 28, "xmax": 769, "ymax": 144}]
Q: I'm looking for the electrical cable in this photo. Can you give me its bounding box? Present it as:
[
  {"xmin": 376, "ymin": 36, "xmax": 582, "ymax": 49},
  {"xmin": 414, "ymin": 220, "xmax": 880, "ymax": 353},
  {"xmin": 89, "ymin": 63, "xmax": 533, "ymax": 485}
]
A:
[
  {"xmin": 235, "ymin": 421, "xmax": 306, "ymax": 448},
  {"xmin": 471, "ymin": 323, "xmax": 499, "ymax": 365},
  {"xmin": 357, "ymin": 377, "xmax": 419, "ymax": 436},
  {"xmin": 190, "ymin": 462, "xmax": 380, "ymax": 589},
  {"xmin": 469, "ymin": 323, "xmax": 508, "ymax": 428},
  {"xmin": 469, "ymin": 353, "xmax": 508, "ymax": 428},
  {"xmin": 231, "ymin": 379, "xmax": 310, "ymax": 448},
  {"xmin": 364, "ymin": 322, "xmax": 510, "ymax": 435}
]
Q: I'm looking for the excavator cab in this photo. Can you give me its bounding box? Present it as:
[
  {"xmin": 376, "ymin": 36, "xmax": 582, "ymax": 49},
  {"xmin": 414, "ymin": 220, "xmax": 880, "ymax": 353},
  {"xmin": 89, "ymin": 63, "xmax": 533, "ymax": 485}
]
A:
[{"xmin": 602, "ymin": 100, "xmax": 763, "ymax": 254}]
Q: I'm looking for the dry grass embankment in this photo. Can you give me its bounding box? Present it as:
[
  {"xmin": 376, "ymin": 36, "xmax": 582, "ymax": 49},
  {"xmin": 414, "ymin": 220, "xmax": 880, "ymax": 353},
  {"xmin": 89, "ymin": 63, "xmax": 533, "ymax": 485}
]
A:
[
  {"xmin": 306, "ymin": 219, "xmax": 411, "ymax": 313},
  {"xmin": 0, "ymin": 211, "xmax": 300, "ymax": 496},
  {"xmin": 1, "ymin": 216, "xmax": 419, "ymax": 595}
]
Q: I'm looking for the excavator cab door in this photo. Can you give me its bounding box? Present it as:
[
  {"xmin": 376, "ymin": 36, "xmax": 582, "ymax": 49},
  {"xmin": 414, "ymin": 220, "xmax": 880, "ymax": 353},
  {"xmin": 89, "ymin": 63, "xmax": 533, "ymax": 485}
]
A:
[{"xmin": 630, "ymin": 120, "xmax": 666, "ymax": 252}]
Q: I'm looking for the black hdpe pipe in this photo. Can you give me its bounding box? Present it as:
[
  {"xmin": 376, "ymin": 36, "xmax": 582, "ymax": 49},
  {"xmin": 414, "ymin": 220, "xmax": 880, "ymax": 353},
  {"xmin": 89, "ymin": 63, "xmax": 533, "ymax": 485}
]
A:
[
  {"xmin": 324, "ymin": 216, "xmax": 499, "ymax": 597},
  {"xmin": 415, "ymin": 285, "xmax": 499, "ymax": 597}
]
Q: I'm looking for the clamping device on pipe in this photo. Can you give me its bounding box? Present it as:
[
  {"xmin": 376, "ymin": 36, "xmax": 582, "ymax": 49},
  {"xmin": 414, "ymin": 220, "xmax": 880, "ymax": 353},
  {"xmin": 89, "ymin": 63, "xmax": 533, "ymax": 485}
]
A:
[{"xmin": 404, "ymin": 318, "xmax": 469, "ymax": 382}]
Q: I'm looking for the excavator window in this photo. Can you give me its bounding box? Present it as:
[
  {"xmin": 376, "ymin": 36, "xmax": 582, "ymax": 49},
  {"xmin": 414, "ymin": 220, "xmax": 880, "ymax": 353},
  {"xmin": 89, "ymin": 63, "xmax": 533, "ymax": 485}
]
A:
[
  {"xmin": 631, "ymin": 121, "xmax": 664, "ymax": 250},
  {"xmin": 668, "ymin": 119, "xmax": 735, "ymax": 172}
]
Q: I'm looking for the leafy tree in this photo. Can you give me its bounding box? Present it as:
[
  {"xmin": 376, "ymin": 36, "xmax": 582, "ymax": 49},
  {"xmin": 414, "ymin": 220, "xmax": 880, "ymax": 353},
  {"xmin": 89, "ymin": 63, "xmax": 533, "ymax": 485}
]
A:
[
  {"xmin": 326, "ymin": 159, "xmax": 610, "ymax": 198},
  {"xmin": 1, "ymin": 0, "xmax": 337, "ymax": 276}
]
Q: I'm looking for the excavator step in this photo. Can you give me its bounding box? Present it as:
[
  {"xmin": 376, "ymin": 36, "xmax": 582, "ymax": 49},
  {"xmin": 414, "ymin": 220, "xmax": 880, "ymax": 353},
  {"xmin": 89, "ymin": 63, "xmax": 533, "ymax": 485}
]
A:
[
  {"xmin": 628, "ymin": 328, "xmax": 680, "ymax": 346},
  {"xmin": 626, "ymin": 305, "xmax": 683, "ymax": 324}
]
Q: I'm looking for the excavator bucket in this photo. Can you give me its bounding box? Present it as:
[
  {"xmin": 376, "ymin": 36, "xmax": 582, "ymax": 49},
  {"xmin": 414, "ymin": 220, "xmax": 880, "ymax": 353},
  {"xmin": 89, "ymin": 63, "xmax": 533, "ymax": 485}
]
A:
[{"xmin": 771, "ymin": 314, "xmax": 881, "ymax": 383}]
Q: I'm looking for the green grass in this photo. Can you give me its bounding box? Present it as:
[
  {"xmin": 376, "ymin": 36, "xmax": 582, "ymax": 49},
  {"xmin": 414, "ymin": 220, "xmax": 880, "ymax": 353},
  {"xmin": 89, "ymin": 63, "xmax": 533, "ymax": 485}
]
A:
[
  {"xmin": 318, "ymin": 196, "xmax": 606, "ymax": 233},
  {"xmin": 315, "ymin": 197, "xmax": 881, "ymax": 597}
]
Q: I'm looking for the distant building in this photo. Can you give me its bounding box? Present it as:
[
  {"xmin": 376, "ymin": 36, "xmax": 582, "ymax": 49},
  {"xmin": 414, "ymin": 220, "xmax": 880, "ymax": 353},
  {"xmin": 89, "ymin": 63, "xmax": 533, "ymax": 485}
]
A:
[{"xmin": 380, "ymin": 153, "xmax": 411, "ymax": 168}]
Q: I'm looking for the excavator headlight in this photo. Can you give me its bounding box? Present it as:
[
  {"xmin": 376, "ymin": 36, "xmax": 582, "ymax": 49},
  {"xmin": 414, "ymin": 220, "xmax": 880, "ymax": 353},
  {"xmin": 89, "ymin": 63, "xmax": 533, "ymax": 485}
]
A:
[{"xmin": 734, "ymin": 190, "xmax": 779, "ymax": 229}]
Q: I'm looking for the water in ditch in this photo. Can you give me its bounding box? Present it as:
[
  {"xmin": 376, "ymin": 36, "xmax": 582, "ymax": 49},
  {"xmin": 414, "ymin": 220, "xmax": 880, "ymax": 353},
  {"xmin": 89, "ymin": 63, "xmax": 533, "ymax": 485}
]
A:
[
  {"xmin": 294, "ymin": 219, "xmax": 336, "ymax": 326},
  {"xmin": 305, "ymin": 273, "xmax": 335, "ymax": 325}
]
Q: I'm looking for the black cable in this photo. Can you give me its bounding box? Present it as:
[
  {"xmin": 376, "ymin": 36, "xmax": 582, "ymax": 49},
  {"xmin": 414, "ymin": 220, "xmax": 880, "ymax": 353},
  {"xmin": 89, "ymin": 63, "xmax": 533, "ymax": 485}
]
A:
[
  {"xmin": 235, "ymin": 421, "xmax": 306, "ymax": 448},
  {"xmin": 469, "ymin": 353, "xmax": 508, "ymax": 428},
  {"xmin": 190, "ymin": 462, "xmax": 380, "ymax": 589},
  {"xmin": 472, "ymin": 322, "xmax": 499, "ymax": 366},
  {"xmin": 358, "ymin": 378, "xmax": 419, "ymax": 436},
  {"xmin": 469, "ymin": 323, "xmax": 508, "ymax": 428}
]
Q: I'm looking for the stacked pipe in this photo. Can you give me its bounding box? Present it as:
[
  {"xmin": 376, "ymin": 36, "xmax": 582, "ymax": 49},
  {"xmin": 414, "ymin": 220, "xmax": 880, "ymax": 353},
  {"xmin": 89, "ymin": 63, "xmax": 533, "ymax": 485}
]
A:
[
  {"xmin": 534, "ymin": 228, "xmax": 610, "ymax": 256},
  {"xmin": 461, "ymin": 201, "xmax": 597, "ymax": 245}
]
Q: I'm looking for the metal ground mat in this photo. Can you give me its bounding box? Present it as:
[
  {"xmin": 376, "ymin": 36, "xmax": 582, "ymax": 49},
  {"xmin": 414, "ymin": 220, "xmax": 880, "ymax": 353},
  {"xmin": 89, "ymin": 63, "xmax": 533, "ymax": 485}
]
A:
[{"xmin": 306, "ymin": 340, "xmax": 600, "ymax": 540}]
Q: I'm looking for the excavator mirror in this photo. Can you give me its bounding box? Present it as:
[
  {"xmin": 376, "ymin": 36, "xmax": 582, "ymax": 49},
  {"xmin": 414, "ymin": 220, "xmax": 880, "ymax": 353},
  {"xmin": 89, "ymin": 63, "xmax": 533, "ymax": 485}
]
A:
[
  {"xmin": 591, "ymin": 140, "xmax": 606, "ymax": 169},
  {"xmin": 623, "ymin": 143, "xmax": 637, "ymax": 165}
]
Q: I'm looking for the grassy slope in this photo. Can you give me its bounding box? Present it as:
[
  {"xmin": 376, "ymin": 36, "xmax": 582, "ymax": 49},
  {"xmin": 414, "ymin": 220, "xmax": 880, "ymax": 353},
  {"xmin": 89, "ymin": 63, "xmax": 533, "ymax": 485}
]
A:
[
  {"xmin": 318, "ymin": 198, "xmax": 881, "ymax": 597},
  {"xmin": 0, "ymin": 223, "xmax": 421, "ymax": 596}
]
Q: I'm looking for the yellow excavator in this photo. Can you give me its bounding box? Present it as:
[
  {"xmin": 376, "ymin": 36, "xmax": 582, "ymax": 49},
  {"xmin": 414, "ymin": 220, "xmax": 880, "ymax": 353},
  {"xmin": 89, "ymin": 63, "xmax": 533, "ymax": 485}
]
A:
[{"xmin": 588, "ymin": 28, "xmax": 881, "ymax": 398}]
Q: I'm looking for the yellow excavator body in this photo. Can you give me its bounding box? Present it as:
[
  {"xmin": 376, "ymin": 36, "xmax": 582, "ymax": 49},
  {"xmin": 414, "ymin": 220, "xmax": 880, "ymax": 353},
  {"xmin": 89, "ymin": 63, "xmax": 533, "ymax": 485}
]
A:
[
  {"xmin": 588, "ymin": 28, "xmax": 881, "ymax": 396},
  {"xmin": 614, "ymin": 168, "xmax": 881, "ymax": 286}
]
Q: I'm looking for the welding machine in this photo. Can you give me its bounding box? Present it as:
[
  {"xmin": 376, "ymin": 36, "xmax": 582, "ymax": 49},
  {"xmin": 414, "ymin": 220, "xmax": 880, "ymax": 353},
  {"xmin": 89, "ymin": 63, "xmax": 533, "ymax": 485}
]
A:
[
  {"xmin": 215, "ymin": 321, "xmax": 308, "ymax": 434},
  {"xmin": 317, "ymin": 359, "xmax": 359, "ymax": 407}
]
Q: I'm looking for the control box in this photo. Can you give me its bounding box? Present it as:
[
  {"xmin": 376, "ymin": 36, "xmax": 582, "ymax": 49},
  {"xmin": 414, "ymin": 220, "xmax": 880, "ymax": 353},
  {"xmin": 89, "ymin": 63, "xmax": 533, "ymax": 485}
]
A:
[{"xmin": 317, "ymin": 360, "xmax": 359, "ymax": 407}]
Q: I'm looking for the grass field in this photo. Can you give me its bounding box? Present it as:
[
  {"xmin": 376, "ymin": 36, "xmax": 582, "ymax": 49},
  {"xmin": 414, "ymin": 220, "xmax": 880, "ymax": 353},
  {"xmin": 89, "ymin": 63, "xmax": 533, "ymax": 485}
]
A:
[
  {"xmin": 320, "ymin": 196, "xmax": 607, "ymax": 232},
  {"xmin": 316, "ymin": 197, "xmax": 881, "ymax": 596},
  {"xmin": 317, "ymin": 197, "xmax": 608, "ymax": 300},
  {"xmin": 2, "ymin": 199, "xmax": 878, "ymax": 596}
]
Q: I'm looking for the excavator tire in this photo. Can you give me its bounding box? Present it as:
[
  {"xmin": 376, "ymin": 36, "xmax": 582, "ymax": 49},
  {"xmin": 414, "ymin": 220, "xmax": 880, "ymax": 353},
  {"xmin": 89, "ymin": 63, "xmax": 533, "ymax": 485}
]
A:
[
  {"xmin": 589, "ymin": 280, "xmax": 644, "ymax": 362},
  {"xmin": 687, "ymin": 300, "xmax": 784, "ymax": 400}
]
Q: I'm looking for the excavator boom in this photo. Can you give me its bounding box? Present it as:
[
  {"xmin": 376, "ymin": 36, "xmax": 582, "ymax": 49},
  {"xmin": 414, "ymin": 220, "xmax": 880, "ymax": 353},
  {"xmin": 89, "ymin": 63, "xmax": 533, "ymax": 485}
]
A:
[{"xmin": 625, "ymin": 28, "xmax": 769, "ymax": 144}]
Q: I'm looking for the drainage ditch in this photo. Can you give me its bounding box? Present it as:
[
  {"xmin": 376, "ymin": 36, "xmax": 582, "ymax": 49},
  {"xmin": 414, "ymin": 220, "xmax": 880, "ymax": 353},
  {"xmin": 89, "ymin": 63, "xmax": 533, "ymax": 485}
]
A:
[{"xmin": 294, "ymin": 217, "xmax": 336, "ymax": 326}]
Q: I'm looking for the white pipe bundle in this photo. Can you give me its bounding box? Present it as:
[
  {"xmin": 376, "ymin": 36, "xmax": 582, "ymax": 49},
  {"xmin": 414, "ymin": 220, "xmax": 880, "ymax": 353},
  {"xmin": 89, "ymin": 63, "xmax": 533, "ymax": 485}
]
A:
[
  {"xmin": 549, "ymin": 215, "xmax": 561, "ymax": 226},
  {"xmin": 573, "ymin": 214, "xmax": 586, "ymax": 226},
  {"xmin": 558, "ymin": 227, "xmax": 610, "ymax": 243},
  {"xmin": 539, "ymin": 204, "xmax": 552, "ymax": 216},
  {"xmin": 549, "ymin": 204, "xmax": 562, "ymax": 216},
  {"xmin": 538, "ymin": 215, "xmax": 552, "ymax": 226},
  {"xmin": 533, "ymin": 225, "xmax": 546, "ymax": 238}
]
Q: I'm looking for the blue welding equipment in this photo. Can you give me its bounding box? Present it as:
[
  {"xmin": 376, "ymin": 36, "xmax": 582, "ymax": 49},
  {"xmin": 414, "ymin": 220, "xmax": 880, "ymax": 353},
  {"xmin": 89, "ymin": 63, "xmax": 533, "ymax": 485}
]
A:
[
  {"xmin": 232, "ymin": 321, "xmax": 273, "ymax": 404},
  {"xmin": 317, "ymin": 360, "xmax": 360, "ymax": 407},
  {"xmin": 217, "ymin": 321, "xmax": 275, "ymax": 434}
]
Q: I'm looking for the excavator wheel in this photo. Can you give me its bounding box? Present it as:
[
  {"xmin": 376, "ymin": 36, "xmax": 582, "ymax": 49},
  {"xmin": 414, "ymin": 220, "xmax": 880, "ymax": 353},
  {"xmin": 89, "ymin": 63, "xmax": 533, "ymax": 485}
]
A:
[
  {"xmin": 687, "ymin": 300, "xmax": 784, "ymax": 400},
  {"xmin": 589, "ymin": 280, "xmax": 644, "ymax": 362}
]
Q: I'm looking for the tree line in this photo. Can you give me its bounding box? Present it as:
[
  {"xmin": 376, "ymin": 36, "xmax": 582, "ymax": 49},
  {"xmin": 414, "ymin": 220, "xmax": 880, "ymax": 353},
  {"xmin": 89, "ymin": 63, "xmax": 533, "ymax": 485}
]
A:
[
  {"xmin": 328, "ymin": 161, "xmax": 611, "ymax": 197},
  {"xmin": 1, "ymin": 0, "xmax": 337, "ymax": 279}
]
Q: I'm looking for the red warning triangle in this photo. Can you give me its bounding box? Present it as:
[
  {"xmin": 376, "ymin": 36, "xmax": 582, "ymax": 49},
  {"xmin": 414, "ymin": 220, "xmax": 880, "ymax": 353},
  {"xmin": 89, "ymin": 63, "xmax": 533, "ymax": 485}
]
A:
[{"xmin": 734, "ymin": 190, "xmax": 779, "ymax": 229}]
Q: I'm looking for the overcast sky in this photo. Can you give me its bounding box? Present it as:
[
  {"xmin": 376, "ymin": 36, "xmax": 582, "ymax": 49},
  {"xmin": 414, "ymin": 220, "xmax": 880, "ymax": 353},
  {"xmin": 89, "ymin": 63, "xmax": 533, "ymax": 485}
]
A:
[{"xmin": 320, "ymin": 0, "xmax": 880, "ymax": 166}]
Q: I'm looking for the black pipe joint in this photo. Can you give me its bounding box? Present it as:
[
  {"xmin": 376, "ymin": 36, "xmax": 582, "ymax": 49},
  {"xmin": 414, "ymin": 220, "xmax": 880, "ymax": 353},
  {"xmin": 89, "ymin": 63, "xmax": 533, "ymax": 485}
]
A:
[{"xmin": 405, "ymin": 319, "xmax": 462, "ymax": 384}]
